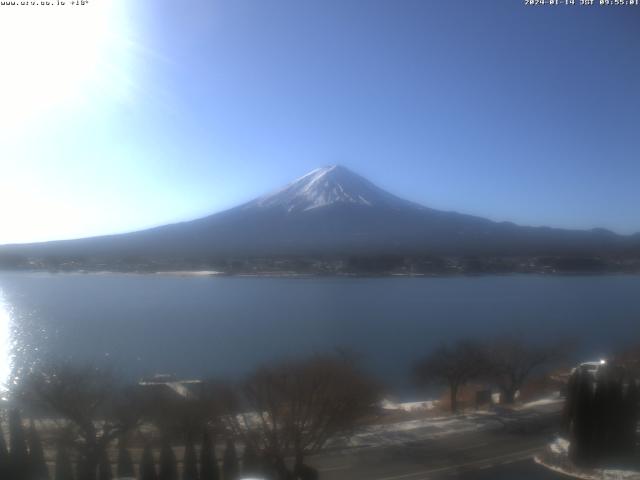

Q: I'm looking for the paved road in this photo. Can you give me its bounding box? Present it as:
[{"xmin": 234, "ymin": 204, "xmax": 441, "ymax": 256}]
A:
[
  {"xmin": 450, "ymin": 458, "xmax": 568, "ymax": 480},
  {"xmin": 307, "ymin": 405, "xmax": 563, "ymax": 479}
]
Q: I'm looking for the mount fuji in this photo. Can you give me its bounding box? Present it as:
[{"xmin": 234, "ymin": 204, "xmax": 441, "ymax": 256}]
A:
[{"xmin": 1, "ymin": 165, "xmax": 638, "ymax": 263}]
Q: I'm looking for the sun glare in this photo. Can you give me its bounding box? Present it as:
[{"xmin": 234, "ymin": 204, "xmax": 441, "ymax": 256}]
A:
[
  {"xmin": 0, "ymin": 0, "xmax": 133, "ymax": 131},
  {"xmin": 0, "ymin": 291, "xmax": 13, "ymax": 397}
]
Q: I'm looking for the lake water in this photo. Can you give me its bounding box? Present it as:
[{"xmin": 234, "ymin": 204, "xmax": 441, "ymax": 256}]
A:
[{"xmin": 0, "ymin": 272, "xmax": 639, "ymax": 397}]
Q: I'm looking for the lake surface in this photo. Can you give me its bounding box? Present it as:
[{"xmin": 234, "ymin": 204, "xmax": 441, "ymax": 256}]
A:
[{"xmin": 1, "ymin": 272, "xmax": 639, "ymax": 397}]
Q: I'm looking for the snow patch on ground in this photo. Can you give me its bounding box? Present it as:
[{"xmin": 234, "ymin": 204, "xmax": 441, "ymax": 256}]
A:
[
  {"xmin": 522, "ymin": 391, "xmax": 563, "ymax": 409},
  {"xmin": 549, "ymin": 437, "xmax": 569, "ymax": 455},
  {"xmin": 536, "ymin": 437, "xmax": 640, "ymax": 480},
  {"xmin": 381, "ymin": 399, "xmax": 438, "ymax": 412},
  {"xmin": 336, "ymin": 412, "xmax": 500, "ymax": 448}
]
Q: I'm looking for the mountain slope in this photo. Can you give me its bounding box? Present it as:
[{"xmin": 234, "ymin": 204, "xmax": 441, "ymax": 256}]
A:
[{"xmin": 1, "ymin": 165, "xmax": 638, "ymax": 261}]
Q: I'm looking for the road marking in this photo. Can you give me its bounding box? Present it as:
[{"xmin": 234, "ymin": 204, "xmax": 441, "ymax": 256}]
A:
[{"xmin": 373, "ymin": 446, "xmax": 542, "ymax": 480}]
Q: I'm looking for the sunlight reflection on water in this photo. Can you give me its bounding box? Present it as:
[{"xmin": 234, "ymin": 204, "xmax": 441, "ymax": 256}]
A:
[{"xmin": 0, "ymin": 290, "xmax": 14, "ymax": 396}]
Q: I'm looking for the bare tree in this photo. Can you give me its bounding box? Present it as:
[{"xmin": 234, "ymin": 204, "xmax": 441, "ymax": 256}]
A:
[
  {"xmin": 141, "ymin": 379, "xmax": 231, "ymax": 441},
  {"xmin": 483, "ymin": 336, "xmax": 566, "ymax": 404},
  {"xmin": 226, "ymin": 352, "xmax": 380, "ymax": 464},
  {"xmin": 414, "ymin": 340, "xmax": 486, "ymax": 413},
  {"xmin": 18, "ymin": 363, "xmax": 142, "ymax": 480}
]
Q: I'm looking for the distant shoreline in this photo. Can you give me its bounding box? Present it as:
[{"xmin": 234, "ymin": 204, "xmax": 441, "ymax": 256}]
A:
[{"xmin": 1, "ymin": 268, "xmax": 640, "ymax": 278}]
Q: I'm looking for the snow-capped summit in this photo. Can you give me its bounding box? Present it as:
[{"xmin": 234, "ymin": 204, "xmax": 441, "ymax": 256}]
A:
[{"xmin": 246, "ymin": 165, "xmax": 418, "ymax": 213}]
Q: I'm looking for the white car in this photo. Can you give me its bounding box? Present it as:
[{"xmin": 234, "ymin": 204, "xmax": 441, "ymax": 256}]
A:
[{"xmin": 571, "ymin": 359, "xmax": 606, "ymax": 376}]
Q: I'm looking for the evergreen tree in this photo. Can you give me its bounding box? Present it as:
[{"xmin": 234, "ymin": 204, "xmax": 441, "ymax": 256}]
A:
[
  {"xmin": 140, "ymin": 445, "xmax": 157, "ymax": 480},
  {"xmin": 54, "ymin": 444, "xmax": 74, "ymax": 480},
  {"xmin": 273, "ymin": 455, "xmax": 293, "ymax": 480},
  {"xmin": 159, "ymin": 440, "xmax": 178, "ymax": 480},
  {"xmin": 28, "ymin": 420, "xmax": 50, "ymax": 480},
  {"xmin": 75, "ymin": 454, "xmax": 96, "ymax": 480},
  {"xmin": 97, "ymin": 450, "xmax": 112, "ymax": 480},
  {"xmin": 116, "ymin": 439, "xmax": 135, "ymax": 479},
  {"xmin": 9, "ymin": 409, "xmax": 30, "ymax": 480},
  {"xmin": 591, "ymin": 376, "xmax": 608, "ymax": 461},
  {"xmin": 561, "ymin": 372, "xmax": 578, "ymax": 436},
  {"xmin": 293, "ymin": 453, "xmax": 318, "ymax": 480},
  {"xmin": 241, "ymin": 442, "xmax": 260, "ymax": 478},
  {"xmin": 183, "ymin": 435, "xmax": 198, "ymax": 480},
  {"xmin": 568, "ymin": 366, "xmax": 639, "ymax": 465},
  {"xmin": 606, "ymin": 377, "xmax": 625, "ymax": 453},
  {"xmin": 569, "ymin": 371, "xmax": 595, "ymax": 464},
  {"xmin": 624, "ymin": 377, "xmax": 639, "ymax": 453},
  {"xmin": 259, "ymin": 451, "xmax": 278, "ymax": 480},
  {"xmin": 199, "ymin": 431, "xmax": 219, "ymax": 480},
  {"xmin": 221, "ymin": 439, "xmax": 238, "ymax": 480},
  {"xmin": 0, "ymin": 423, "xmax": 10, "ymax": 480}
]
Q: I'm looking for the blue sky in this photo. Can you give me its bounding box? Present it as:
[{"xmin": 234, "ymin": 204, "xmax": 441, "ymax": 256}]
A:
[{"xmin": 1, "ymin": 0, "xmax": 639, "ymax": 244}]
